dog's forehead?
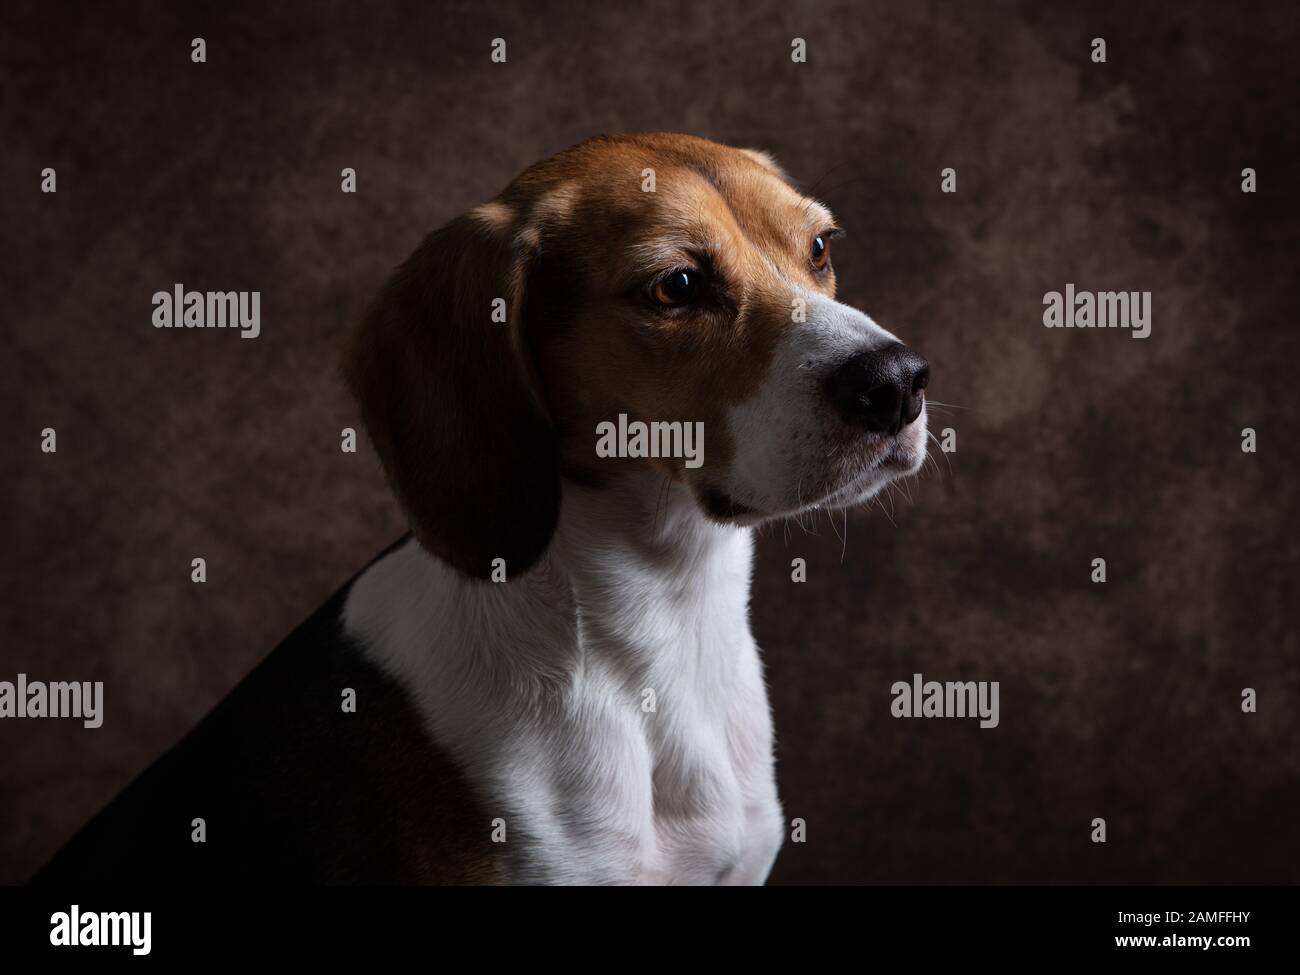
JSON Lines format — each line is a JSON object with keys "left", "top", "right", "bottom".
{"left": 644, "top": 142, "right": 827, "bottom": 241}
{"left": 517, "top": 136, "right": 833, "bottom": 247}
{"left": 654, "top": 160, "right": 828, "bottom": 247}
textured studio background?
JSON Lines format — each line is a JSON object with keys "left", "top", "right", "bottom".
{"left": 3, "top": 1, "right": 1298, "bottom": 884}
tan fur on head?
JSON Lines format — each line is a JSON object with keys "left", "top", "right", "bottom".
{"left": 503, "top": 134, "right": 843, "bottom": 488}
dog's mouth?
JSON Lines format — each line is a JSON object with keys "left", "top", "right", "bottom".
{"left": 819, "top": 448, "right": 917, "bottom": 508}
{"left": 699, "top": 417, "right": 928, "bottom": 526}
{"left": 700, "top": 487, "right": 763, "bottom": 523}
{"left": 826, "top": 421, "right": 929, "bottom": 501}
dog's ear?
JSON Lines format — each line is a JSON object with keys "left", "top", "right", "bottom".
{"left": 345, "top": 208, "right": 560, "bottom": 579}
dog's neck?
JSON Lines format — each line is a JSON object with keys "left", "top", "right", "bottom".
{"left": 346, "top": 470, "right": 757, "bottom": 696}
{"left": 553, "top": 472, "right": 752, "bottom": 598}
{"left": 546, "top": 471, "right": 757, "bottom": 670}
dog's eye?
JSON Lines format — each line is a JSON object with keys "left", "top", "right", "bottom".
{"left": 651, "top": 270, "right": 701, "bottom": 307}
{"left": 811, "top": 234, "right": 830, "bottom": 271}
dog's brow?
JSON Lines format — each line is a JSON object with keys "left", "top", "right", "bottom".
{"left": 800, "top": 199, "right": 835, "bottom": 231}
{"left": 626, "top": 230, "right": 720, "bottom": 276}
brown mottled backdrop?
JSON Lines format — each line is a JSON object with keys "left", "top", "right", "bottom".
{"left": 2, "top": 0, "right": 1297, "bottom": 885}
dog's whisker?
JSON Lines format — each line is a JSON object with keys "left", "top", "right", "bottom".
{"left": 650, "top": 472, "right": 672, "bottom": 535}
{"left": 872, "top": 495, "right": 898, "bottom": 529}
{"left": 924, "top": 450, "right": 943, "bottom": 481}
{"left": 926, "top": 430, "right": 954, "bottom": 476}
{"left": 827, "top": 504, "right": 845, "bottom": 549}
{"left": 800, "top": 157, "right": 856, "bottom": 205}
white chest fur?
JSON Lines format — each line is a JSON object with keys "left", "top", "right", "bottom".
{"left": 342, "top": 477, "right": 784, "bottom": 884}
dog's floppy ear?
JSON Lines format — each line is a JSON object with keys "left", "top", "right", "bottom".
{"left": 345, "top": 208, "right": 560, "bottom": 579}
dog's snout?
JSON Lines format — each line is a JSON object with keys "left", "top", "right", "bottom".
{"left": 828, "top": 342, "right": 930, "bottom": 435}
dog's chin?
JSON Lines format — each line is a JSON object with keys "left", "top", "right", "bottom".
{"left": 821, "top": 432, "right": 927, "bottom": 509}
{"left": 697, "top": 487, "right": 770, "bottom": 527}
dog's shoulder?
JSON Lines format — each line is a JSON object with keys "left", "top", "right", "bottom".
{"left": 31, "top": 537, "right": 504, "bottom": 886}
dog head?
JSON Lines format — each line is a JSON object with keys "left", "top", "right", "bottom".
{"left": 346, "top": 133, "right": 930, "bottom": 578}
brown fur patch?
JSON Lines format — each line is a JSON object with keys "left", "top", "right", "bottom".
{"left": 344, "top": 214, "right": 560, "bottom": 579}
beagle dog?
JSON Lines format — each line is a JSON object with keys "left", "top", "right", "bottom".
{"left": 34, "top": 133, "right": 929, "bottom": 886}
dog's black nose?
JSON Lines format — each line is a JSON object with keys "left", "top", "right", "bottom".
{"left": 827, "top": 342, "right": 930, "bottom": 434}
